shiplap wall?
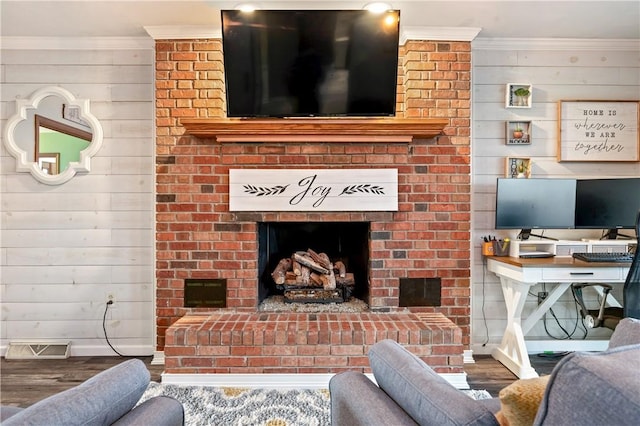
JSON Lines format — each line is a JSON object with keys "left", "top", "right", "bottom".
{"left": 470, "top": 39, "right": 640, "bottom": 354}
{"left": 0, "top": 39, "right": 156, "bottom": 356}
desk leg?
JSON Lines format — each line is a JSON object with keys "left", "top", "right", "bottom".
{"left": 491, "top": 277, "right": 539, "bottom": 379}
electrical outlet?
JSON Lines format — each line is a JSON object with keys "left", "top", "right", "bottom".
{"left": 106, "top": 293, "right": 116, "bottom": 305}
{"left": 537, "top": 291, "right": 548, "bottom": 305}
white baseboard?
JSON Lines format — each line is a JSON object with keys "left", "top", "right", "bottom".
{"left": 472, "top": 340, "right": 609, "bottom": 357}
{"left": 68, "top": 345, "right": 154, "bottom": 357}
{"left": 470, "top": 343, "right": 498, "bottom": 356}
{"left": 160, "top": 372, "right": 470, "bottom": 390}
{"left": 151, "top": 351, "right": 165, "bottom": 365}
{"left": 463, "top": 349, "right": 475, "bottom": 363}
{"left": 525, "top": 339, "right": 608, "bottom": 353}
{"left": 0, "top": 343, "right": 154, "bottom": 358}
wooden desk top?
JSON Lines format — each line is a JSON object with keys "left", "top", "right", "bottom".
{"left": 488, "top": 256, "right": 631, "bottom": 268}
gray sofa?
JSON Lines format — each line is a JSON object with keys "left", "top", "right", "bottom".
{"left": 0, "top": 358, "right": 184, "bottom": 426}
{"left": 330, "top": 317, "right": 640, "bottom": 426}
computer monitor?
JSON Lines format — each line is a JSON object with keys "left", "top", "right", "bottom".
{"left": 495, "top": 178, "right": 577, "bottom": 240}
{"left": 575, "top": 177, "right": 640, "bottom": 239}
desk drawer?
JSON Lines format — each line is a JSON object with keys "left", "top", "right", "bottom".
{"left": 541, "top": 268, "right": 622, "bottom": 281}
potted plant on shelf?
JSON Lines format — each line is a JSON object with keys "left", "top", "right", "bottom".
{"left": 513, "top": 87, "right": 530, "bottom": 106}
{"left": 513, "top": 125, "right": 524, "bottom": 139}
{"left": 516, "top": 159, "right": 530, "bottom": 178}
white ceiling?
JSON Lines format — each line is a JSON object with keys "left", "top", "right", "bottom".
{"left": 1, "top": 0, "right": 639, "bottom": 40}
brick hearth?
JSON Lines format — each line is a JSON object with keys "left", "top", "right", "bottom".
{"left": 165, "top": 312, "right": 463, "bottom": 374}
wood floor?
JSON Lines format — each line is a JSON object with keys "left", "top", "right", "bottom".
{"left": 0, "top": 353, "right": 563, "bottom": 408}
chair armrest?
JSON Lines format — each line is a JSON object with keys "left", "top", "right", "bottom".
{"left": 329, "top": 371, "right": 418, "bottom": 426}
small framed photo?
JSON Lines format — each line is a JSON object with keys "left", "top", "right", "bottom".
{"left": 505, "top": 157, "right": 531, "bottom": 179}
{"left": 62, "top": 104, "right": 91, "bottom": 129}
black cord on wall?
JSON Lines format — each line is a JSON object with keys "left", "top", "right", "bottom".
{"left": 103, "top": 301, "right": 125, "bottom": 357}
{"left": 481, "top": 257, "right": 490, "bottom": 346}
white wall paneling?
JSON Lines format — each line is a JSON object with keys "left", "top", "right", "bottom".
{"left": 0, "top": 40, "right": 155, "bottom": 356}
{"left": 471, "top": 40, "right": 640, "bottom": 354}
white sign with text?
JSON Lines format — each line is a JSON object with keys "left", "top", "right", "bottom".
{"left": 558, "top": 101, "right": 639, "bottom": 162}
{"left": 229, "top": 169, "right": 398, "bottom": 211}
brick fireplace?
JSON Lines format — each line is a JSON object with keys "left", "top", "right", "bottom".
{"left": 154, "top": 38, "right": 472, "bottom": 376}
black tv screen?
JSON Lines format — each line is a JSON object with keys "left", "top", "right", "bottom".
{"left": 221, "top": 9, "right": 400, "bottom": 117}
{"left": 495, "top": 178, "right": 577, "bottom": 232}
{"left": 575, "top": 178, "right": 640, "bottom": 231}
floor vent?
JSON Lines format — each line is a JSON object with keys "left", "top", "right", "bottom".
{"left": 5, "top": 341, "right": 71, "bottom": 359}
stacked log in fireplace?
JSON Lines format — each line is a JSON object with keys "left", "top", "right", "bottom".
{"left": 271, "top": 248, "right": 355, "bottom": 303}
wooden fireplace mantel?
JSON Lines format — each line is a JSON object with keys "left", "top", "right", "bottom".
{"left": 180, "top": 118, "right": 449, "bottom": 143}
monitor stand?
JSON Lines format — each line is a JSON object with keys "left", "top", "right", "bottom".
{"left": 517, "top": 229, "right": 558, "bottom": 241}
{"left": 601, "top": 229, "right": 633, "bottom": 240}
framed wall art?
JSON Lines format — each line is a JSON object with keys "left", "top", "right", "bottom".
{"left": 557, "top": 100, "right": 639, "bottom": 162}
{"left": 505, "top": 157, "right": 531, "bottom": 179}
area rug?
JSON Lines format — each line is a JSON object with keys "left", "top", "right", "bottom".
{"left": 140, "top": 383, "right": 492, "bottom": 426}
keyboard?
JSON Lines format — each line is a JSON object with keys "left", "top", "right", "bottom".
{"left": 572, "top": 252, "right": 633, "bottom": 263}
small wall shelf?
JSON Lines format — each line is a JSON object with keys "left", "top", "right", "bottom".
{"left": 506, "top": 121, "right": 532, "bottom": 145}
{"left": 506, "top": 83, "right": 532, "bottom": 108}
{"left": 505, "top": 157, "right": 532, "bottom": 179}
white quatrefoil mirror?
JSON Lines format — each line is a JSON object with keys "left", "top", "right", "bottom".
{"left": 3, "top": 86, "right": 103, "bottom": 185}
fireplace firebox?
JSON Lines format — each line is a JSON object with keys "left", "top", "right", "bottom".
{"left": 257, "top": 222, "right": 370, "bottom": 306}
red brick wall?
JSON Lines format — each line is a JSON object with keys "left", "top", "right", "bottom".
{"left": 154, "top": 39, "right": 471, "bottom": 351}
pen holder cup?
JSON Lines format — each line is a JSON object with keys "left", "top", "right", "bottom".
{"left": 492, "top": 240, "right": 510, "bottom": 257}
{"left": 481, "top": 242, "right": 494, "bottom": 256}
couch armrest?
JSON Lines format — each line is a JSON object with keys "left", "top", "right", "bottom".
{"left": 608, "top": 317, "right": 640, "bottom": 348}
{"left": 2, "top": 359, "right": 150, "bottom": 426}
{"left": 0, "top": 405, "right": 23, "bottom": 422}
{"left": 369, "top": 340, "right": 499, "bottom": 426}
{"left": 112, "top": 396, "right": 184, "bottom": 426}
{"left": 329, "top": 371, "right": 418, "bottom": 426}
{"left": 534, "top": 344, "right": 640, "bottom": 426}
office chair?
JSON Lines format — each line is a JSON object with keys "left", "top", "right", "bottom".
{"left": 572, "top": 210, "right": 640, "bottom": 329}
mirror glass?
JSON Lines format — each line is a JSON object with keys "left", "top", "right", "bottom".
{"left": 4, "top": 86, "right": 103, "bottom": 185}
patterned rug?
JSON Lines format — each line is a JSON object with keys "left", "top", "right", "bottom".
{"left": 139, "top": 382, "right": 492, "bottom": 426}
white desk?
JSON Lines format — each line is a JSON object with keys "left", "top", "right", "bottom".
{"left": 487, "top": 256, "right": 630, "bottom": 379}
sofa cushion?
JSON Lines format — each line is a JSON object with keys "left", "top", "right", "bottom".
{"left": 495, "top": 375, "right": 550, "bottom": 426}
{"left": 369, "top": 339, "right": 499, "bottom": 426}
{"left": 533, "top": 343, "right": 640, "bottom": 426}
{"left": 2, "top": 358, "right": 150, "bottom": 426}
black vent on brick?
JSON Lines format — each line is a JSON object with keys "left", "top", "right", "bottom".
{"left": 399, "top": 277, "right": 441, "bottom": 307}
{"left": 184, "top": 279, "right": 227, "bottom": 308}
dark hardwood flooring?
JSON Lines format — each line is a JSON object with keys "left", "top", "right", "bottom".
{"left": 0, "top": 353, "right": 562, "bottom": 408}
{"left": 466, "top": 353, "right": 562, "bottom": 396}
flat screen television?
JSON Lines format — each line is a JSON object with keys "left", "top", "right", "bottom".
{"left": 575, "top": 177, "right": 640, "bottom": 239}
{"left": 221, "top": 9, "right": 400, "bottom": 117}
{"left": 495, "top": 178, "right": 577, "bottom": 240}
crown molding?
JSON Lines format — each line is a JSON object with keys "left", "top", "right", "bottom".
{"left": 472, "top": 37, "right": 640, "bottom": 51}
{"left": 400, "top": 26, "right": 482, "bottom": 43}
{"left": 143, "top": 25, "right": 480, "bottom": 43}
{"left": 144, "top": 26, "right": 222, "bottom": 40}
{"left": 0, "top": 36, "right": 153, "bottom": 50}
